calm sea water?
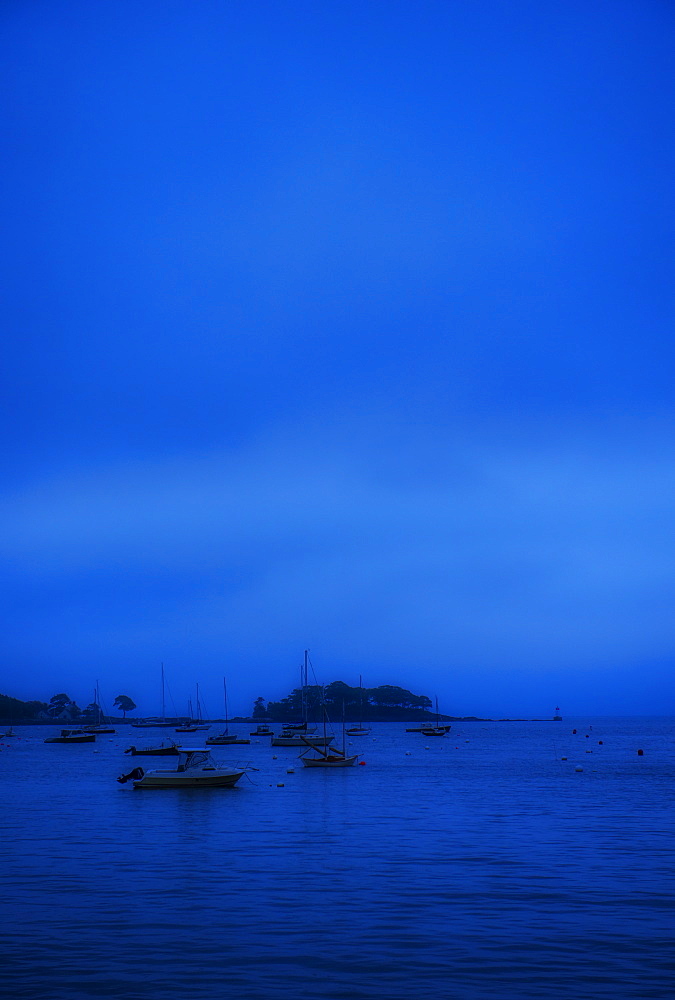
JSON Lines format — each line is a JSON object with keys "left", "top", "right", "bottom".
{"left": 1, "top": 718, "right": 673, "bottom": 999}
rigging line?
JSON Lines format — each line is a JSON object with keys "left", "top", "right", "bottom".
{"left": 163, "top": 675, "right": 179, "bottom": 719}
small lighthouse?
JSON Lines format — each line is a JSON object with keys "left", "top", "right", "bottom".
{"left": 553, "top": 706, "right": 562, "bottom": 721}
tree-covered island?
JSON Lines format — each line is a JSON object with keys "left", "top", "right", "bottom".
{"left": 253, "top": 682, "right": 482, "bottom": 723}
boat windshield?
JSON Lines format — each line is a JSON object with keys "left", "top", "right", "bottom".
{"left": 177, "top": 750, "right": 212, "bottom": 771}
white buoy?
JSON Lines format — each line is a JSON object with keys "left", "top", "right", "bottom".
{"left": 277, "top": 782, "right": 284, "bottom": 787}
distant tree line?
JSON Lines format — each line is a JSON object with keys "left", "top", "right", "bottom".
{"left": 256, "top": 682, "right": 438, "bottom": 723}
{"left": 0, "top": 691, "right": 137, "bottom": 723}
{"left": 0, "top": 693, "right": 50, "bottom": 723}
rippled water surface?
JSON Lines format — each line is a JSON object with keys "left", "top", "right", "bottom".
{"left": 1, "top": 718, "right": 673, "bottom": 999}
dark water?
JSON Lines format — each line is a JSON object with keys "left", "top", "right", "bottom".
{"left": 1, "top": 718, "right": 673, "bottom": 999}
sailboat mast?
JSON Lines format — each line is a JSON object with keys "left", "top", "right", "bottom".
{"left": 161, "top": 663, "right": 166, "bottom": 721}
{"left": 300, "top": 661, "right": 305, "bottom": 725}
{"left": 303, "top": 649, "right": 309, "bottom": 725}
{"left": 323, "top": 687, "right": 327, "bottom": 748}
{"left": 223, "top": 677, "right": 229, "bottom": 734}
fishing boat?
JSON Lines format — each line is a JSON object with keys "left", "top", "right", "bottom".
{"left": 250, "top": 723, "right": 273, "bottom": 737}
{"left": 124, "top": 741, "right": 180, "bottom": 756}
{"left": 116, "top": 748, "right": 246, "bottom": 789}
{"left": 300, "top": 706, "right": 358, "bottom": 767}
{"left": 345, "top": 675, "right": 371, "bottom": 735}
{"left": 44, "top": 729, "right": 96, "bottom": 744}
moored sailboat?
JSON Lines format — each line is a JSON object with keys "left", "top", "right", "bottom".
{"left": 300, "top": 705, "right": 358, "bottom": 768}
{"left": 419, "top": 696, "right": 448, "bottom": 736}
{"left": 345, "top": 675, "right": 370, "bottom": 735}
{"left": 133, "top": 664, "right": 176, "bottom": 728}
{"left": 206, "top": 678, "right": 238, "bottom": 744}
{"left": 81, "top": 681, "right": 116, "bottom": 734}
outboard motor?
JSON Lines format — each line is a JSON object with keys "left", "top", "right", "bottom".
{"left": 117, "top": 767, "right": 144, "bottom": 784}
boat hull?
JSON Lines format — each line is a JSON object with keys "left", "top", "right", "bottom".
{"left": 302, "top": 755, "right": 358, "bottom": 768}
{"left": 132, "top": 722, "right": 177, "bottom": 728}
{"left": 133, "top": 769, "right": 245, "bottom": 789}
{"left": 271, "top": 735, "right": 334, "bottom": 747}
{"left": 44, "top": 735, "right": 95, "bottom": 743}
{"left": 406, "top": 725, "right": 451, "bottom": 733}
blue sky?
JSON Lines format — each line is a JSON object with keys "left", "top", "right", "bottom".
{"left": 2, "top": 0, "right": 674, "bottom": 718}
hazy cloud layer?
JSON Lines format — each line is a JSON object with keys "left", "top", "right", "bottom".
{"left": 3, "top": 412, "right": 674, "bottom": 715}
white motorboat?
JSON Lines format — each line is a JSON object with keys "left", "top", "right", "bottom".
{"left": 117, "top": 748, "right": 246, "bottom": 789}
